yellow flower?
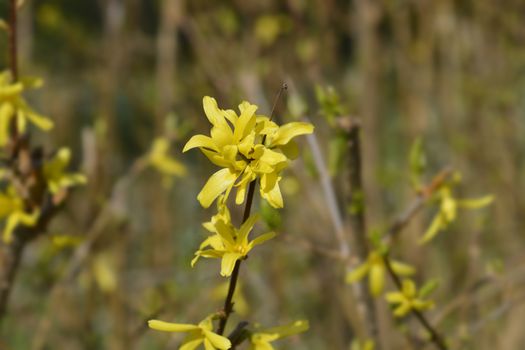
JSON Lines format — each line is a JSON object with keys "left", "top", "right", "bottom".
{"left": 148, "top": 137, "right": 187, "bottom": 182}
{"left": 346, "top": 251, "right": 415, "bottom": 297}
{"left": 0, "top": 187, "right": 39, "bottom": 243}
{"left": 249, "top": 320, "right": 309, "bottom": 350}
{"left": 192, "top": 212, "right": 276, "bottom": 277}
{"left": 183, "top": 96, "right": 313, "bottom": 209}
{"left": 0, "top": 71, "right": 53, "bottom": 145}
{"left": 43, "top": 148, "right": 87, "bottom": 194}
{"left": 148, "top": 316, "right": 231, "bottom": 350}
{"left": 385, "top": 279, "right": 434, "bottom": 317}
{"left": 420, "top": 186, "right": 493, "bottom": 244}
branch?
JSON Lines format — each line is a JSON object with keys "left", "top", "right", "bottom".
{"left": 383, "top": 256, "right": 448, "bottom": 350}
{"left": 0, "top": 196, "right": 62, "bottom": 323}
{"left": 379, "top": 169, "right": 453, "bottom": 350}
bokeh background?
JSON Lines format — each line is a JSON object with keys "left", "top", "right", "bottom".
{"left": 1, "top": 0, "right": 524, "bottom": 349}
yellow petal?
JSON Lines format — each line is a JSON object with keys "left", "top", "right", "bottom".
{"left": 3, "top": 210, "right": 39, "bottom": 244}
{"left": 24, "top": 107, "right": 54, "bottom": 130}
{"left": 250, "top": 232, "right": 276, "bottom": 247}
{"left": 401, "top": 279, "right": 416, "bottom": 298}
{"left": 210, "top": 125, "right": 234, "bottom": 149}
{"left": 197, "top": 168, "right": 238, "bottom": 208}
{"left": 203, "top": 96, "right": 223, "bottom": 126}
{"left": 391, "top": 261, "right": 415, "bottom": 276}
{"left": 393, "top": 303, "right": 411, "bottom": 317}
{"left": 419, "top": 213, "right": 445, "bottom": 244}
{"left": 259, "top": 320, "right": 309, "bottom": 339}
{"left": 345, "top": 263, "right": 369, "bottom": 284}
{"left": 0, "top": 102, "right": 14, "bottom": 146}
{"left": 180, "top": 337, "right": 205, "bottom": 350}
{"left": 203, "top": 329, "right": 232, "bottom": 349}
{"left": 369, "top": 263, "right": 385, "bottom": 297}
{"left": 148, "top": 320, "right": 199, "bottom": 332}
{"left": 220, "top": 252, "right": 241, "bottom": 277}
{"left": 260, "top": 181, "right": 283, "bottom": 209}
{"left": 235, "top": 180, "right": 248, "bottom": 205}
{"left": 271, "top": 122, "right": 314, "bottom": 147}
{"left": 183, "top": 134, "right": 218, "bottom": 153}
{"left": 238, "top": 214, "right": 259, "bottom": 243}
{"left": 233, "top": 101, "right": 257, "bottom": 142}
{"left": 457, "top": 195, "right": 494, "bottom": 209}
{"left": 385, "top": 292, "right": 405, "bottom": 303}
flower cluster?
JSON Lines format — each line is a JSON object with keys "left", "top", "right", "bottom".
{"left": 0, "top": 71, "right": 53, "bottom": 146}
{"left": 346, "top": 250, "right": 415, "bottom": 296}
{"left": 385, "top": 279, "right": 434, "bottom": 317}
{"left": 183, "top": 96, "right": 313, "bottom": 208}
{"left": 0, "top": 70, "right": 85, "bottom": 243}
{"left": 149, "top": 96, "right": 312, "bottom": 349}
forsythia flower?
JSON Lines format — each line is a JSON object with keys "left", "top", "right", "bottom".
{"left": 385, "top": 279, "right": 434, "bottom": 317}
{"left": 249, "top": 320, "right": 309, "bottom": 350}
{"left": 183, "top": 96, "right": 313, "bottom": 209}
{"left": 43, "top": 147, "right": 87, "bottom": 194}
{"left": 346, "top": 251, "right": 415, "bottom": 296}
{"left": 148, "top": 137, "right": 187, "bottom": 179}
{"left": 148, "top": 316, "right": 231, "bottom": 350}
{"left": 420, "top": 186, "right": 493, "bottom": 244}
{"left": 0, "top": 187, "right": 39, "bottom": 243}
{"left": 192, "top": 212, "right": 276, "bottom": 277}
{"left": 0, "top": 71, "right": 53, "bottom": 145}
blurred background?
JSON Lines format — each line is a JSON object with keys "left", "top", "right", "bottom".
{"left": 1, "top": 0, "right": 524, "bottom": 349}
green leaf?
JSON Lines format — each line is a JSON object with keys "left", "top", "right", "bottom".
{"left": 409, "top": 137, "right": 426, "bottom": 190}
{"left": 419, "top": 279, "right": 439, "bottom": 298}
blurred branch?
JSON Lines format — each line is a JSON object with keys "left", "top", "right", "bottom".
{"left": 305, "top": 127, "right": 348, "bottom": 257}
{"left": 341, "top": 118, "right": 381, "bottom": 344}
{"left": 383, "top": 257, "right": 448, "bottom": 350}
{"left": 380, "top": 169, "right": 453, "bottom": 350}
{"left": 305, "top": 124, "right": 377, "bottom": 341}
{"left": 31, "top": 156, "right": 147, "bottom": 349}
{"left": 8, "top": 0, "right": 17, "bottom": 81}
{"left": 0, "top": 196, "right": 62, "bottom": 324}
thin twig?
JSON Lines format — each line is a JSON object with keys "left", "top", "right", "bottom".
{"left": 379, "top": 169, "right": 453, "bottom": 350}
{"left": 383, "top": 256, "right": 448, "bottom": 350}
{"left": 8, "top": 0, "right": 18, "bottom": 81}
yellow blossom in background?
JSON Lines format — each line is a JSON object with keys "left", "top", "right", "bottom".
{"left": 0, "top": 186, "right": 39, "bottom": 243}
{"left": 0, "top": 71, "right": 53, "bottom": 145}
{"left": 385, "top": 279, "right": 434, "bottom": 317}
{"left": 148, "top": 316, "right": 231, "bottom": 350}
{"left": 350, "top": 339, "right": 375, "bottom": 350}
{"left": 183, "top": 96, "right": 313, "bottom": 209}
{"left": 420, "top": 186, "right": 493, "bottom": 244}
{"left": 346, "top": 251, "right": 415, "bottom": 297}
{"left": 249, "top": 320, "right": 309, "bottom": 350}
{"left": 192, "top": 213, "right": 276, "bottom": 277}
{"left": 148, "top": 137, "right": 187, "bottom": 187}
{"left": 43, "top": 147, "right": 87, "bottom": 194}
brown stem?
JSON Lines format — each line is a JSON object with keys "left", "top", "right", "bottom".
{"left": 344, "top": 120, "right": 381, "bottom": 343}
{"left": 8, "top": 0, "right": 18, "bottom": 81}
{"left": 383, "top": 256, "right": 448, "bottom": 350}
{"left": 0, "top": 237, "right": 24, "bottom": 320}
{"left": 0, "top": 197, "right": 61, "bottom": 324}
{"left": 216, "top": 180, "right": 256, "bottom": 335}
{"left": 8, "top": 0, "right": 19, "bottom": 143}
